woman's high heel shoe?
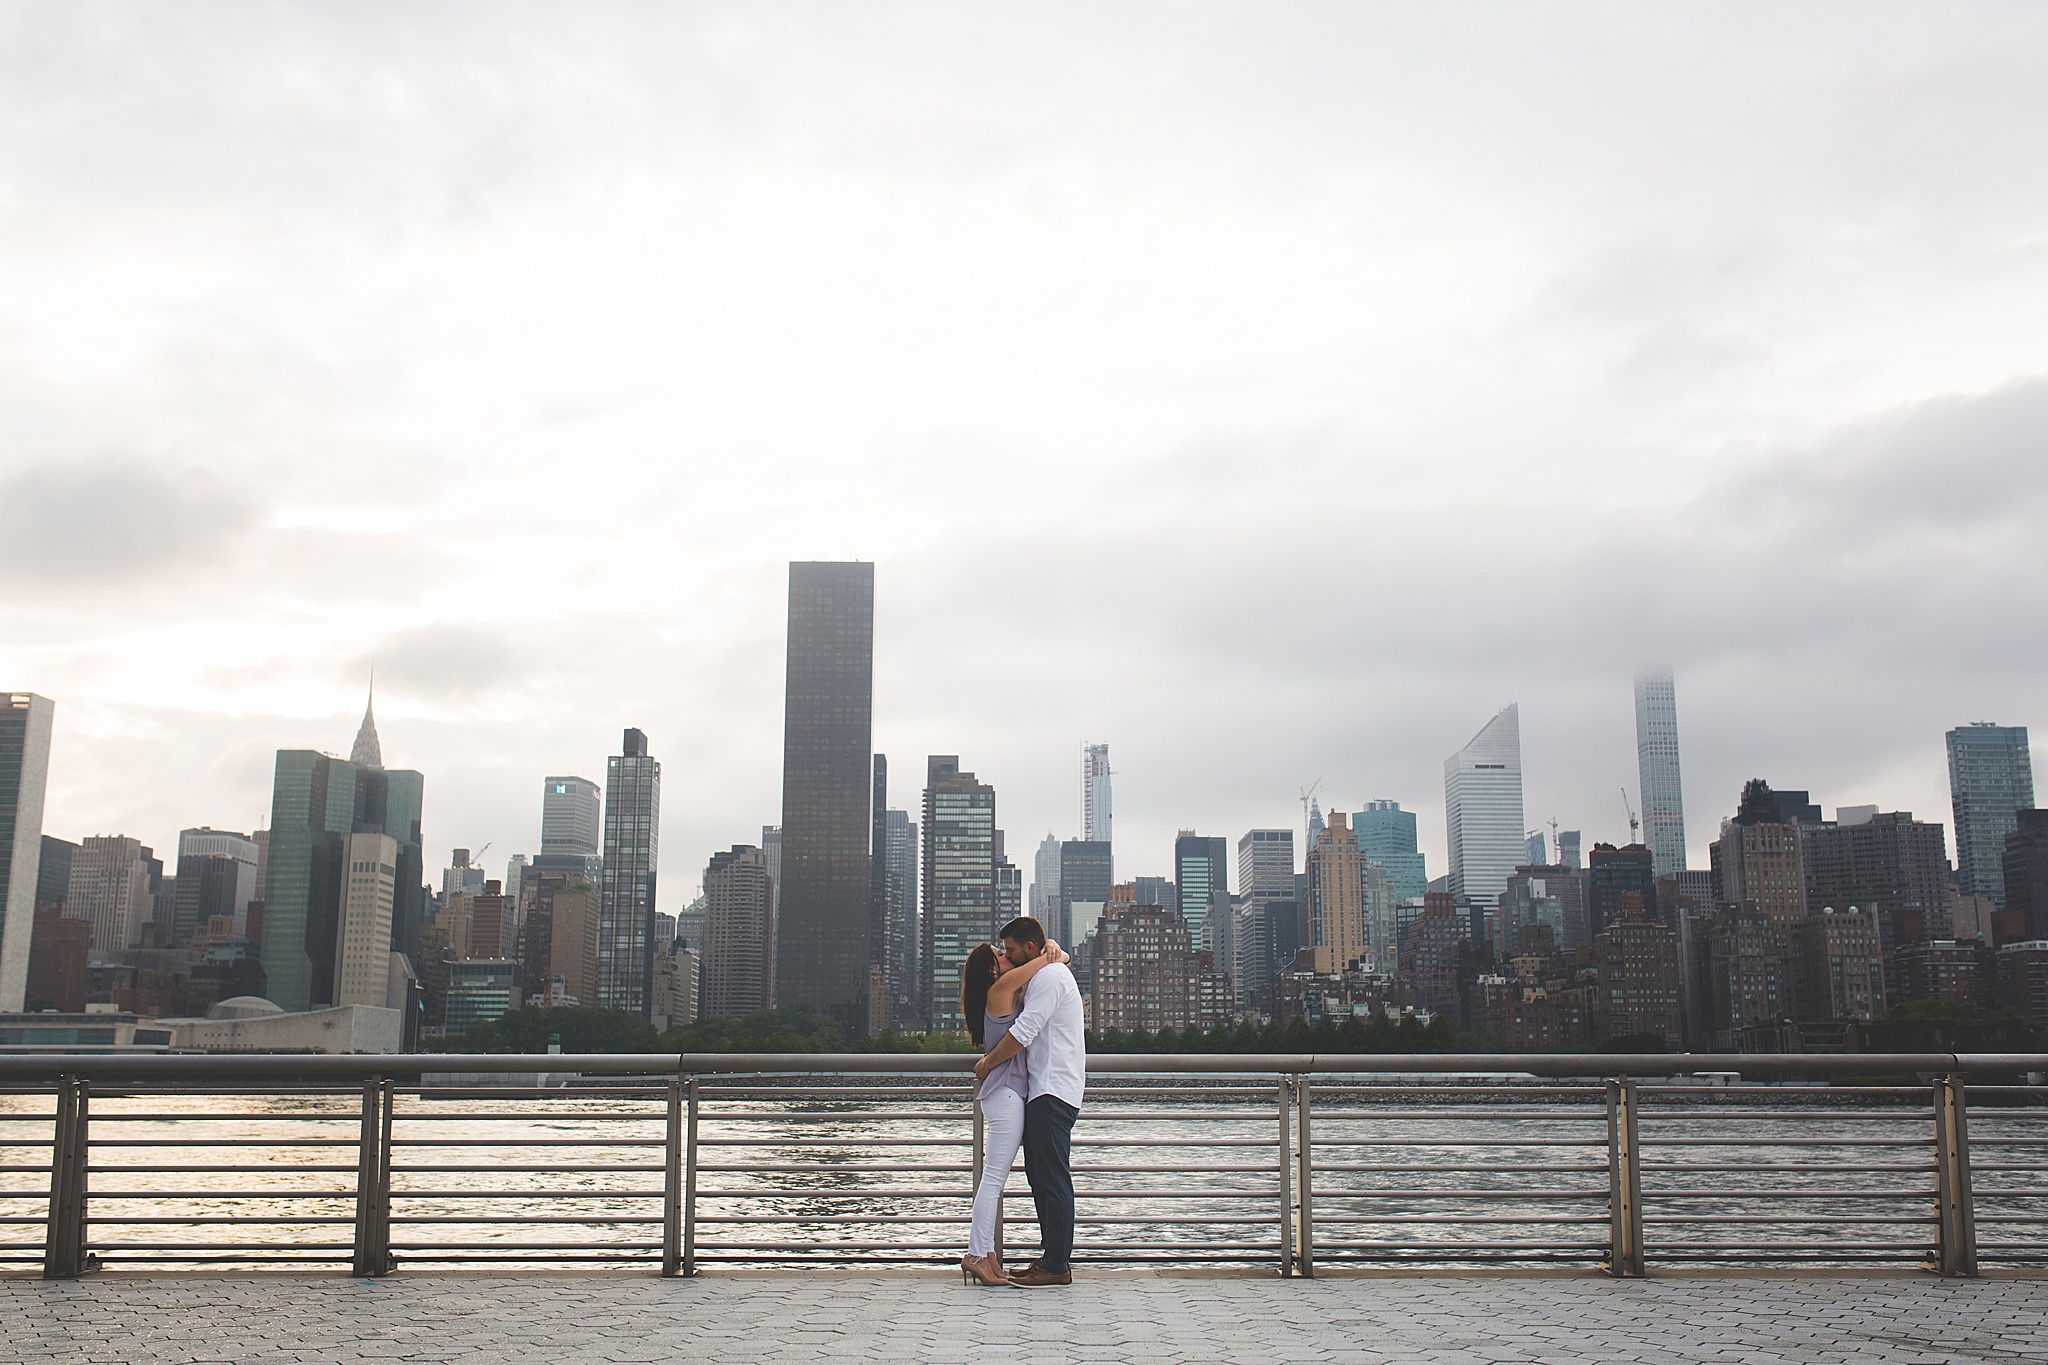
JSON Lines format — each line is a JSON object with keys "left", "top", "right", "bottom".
{"left": 960, "top": 1254, "right": 1005, "bottom": 1286}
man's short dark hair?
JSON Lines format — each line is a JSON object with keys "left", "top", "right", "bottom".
{"left": 999, "top": 916, "right": 1047, "bottom": 949}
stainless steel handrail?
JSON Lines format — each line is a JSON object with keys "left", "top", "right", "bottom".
{"left": 2, "top": 1052, "right": 2045, "bottom": 1279}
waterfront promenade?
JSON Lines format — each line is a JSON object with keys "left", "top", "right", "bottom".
{"left": 7, "top": 1270, "right": 2048, "bottom": 1364}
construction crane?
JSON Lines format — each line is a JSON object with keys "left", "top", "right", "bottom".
{"left": 1300, "top": 780, "right": 1322, "bottom": 851}
{"left": 1620, "top": 789, "right": 1639, "bottom": 845}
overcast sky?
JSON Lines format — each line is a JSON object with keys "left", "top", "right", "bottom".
{"left": 4, "top": 2, "right": 2046, "bottom": 902}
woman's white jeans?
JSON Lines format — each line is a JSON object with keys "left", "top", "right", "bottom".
{"left": 969, "top": 1088, "right": 1025, "bottom": 1257}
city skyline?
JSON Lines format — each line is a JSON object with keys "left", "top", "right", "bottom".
{"left": 6, "top": 9, "right": 2048, "bottom": 913}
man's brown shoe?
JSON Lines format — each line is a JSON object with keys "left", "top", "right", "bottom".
{"left": 1007, "top": 1266, "right": 1071, "bottom": 1287}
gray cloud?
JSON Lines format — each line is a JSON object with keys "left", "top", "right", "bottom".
{"left": 0, "top": 456, "right": 256, "bottom": 588}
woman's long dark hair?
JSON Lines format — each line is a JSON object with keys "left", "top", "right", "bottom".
{"left": 960, "top": 944, "right": 1000, "bottom": 1046}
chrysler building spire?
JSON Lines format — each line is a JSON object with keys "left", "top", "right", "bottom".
{"left": 349, "top": 671, "right": 383, "bottom": 770}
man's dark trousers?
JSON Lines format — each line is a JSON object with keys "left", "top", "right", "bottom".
{"left": 1022, "top": 1094, "right": 1079, "bottom": 1272}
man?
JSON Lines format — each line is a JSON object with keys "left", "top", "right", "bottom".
{"left": 972, "top": 914, "right": 1085, "bottom": 1287}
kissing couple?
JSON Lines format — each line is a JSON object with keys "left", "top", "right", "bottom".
{"left": 959, "top": 915, "right": 1085, "bottom": 1288}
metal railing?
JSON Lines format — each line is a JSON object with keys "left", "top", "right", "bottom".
{"left": 2, "top": 1052, "right": 2044, "bottom": 1278}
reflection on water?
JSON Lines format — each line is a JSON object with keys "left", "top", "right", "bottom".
{"left": 1, "top": 1081, "right": 2044, "bottom": 1269}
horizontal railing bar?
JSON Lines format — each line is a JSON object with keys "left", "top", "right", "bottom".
{"left": 1640, "top": 1190, "right": 1936, "bottom": 1199}
{"left": 89, "top": 1139, "right": 360, "bottom": 1148}
{"left": 693, "top": 1214, "right": 1286, "bottom": 1225}
{"left": 390, "top": 1115, "right": 661, "bottom": 1123}
{"left": 89, "top": 1165, "right": 362, "bottom": 1174}
{"left": 1642, "top": 1163, "right": 1936, "bottom": 1173}
{"left": 77, "top": 1216, "right": 358, "bottom": 1225}
{"left": 1644, "top": 1215, "right": 1938, "bottom": 1224}
{"left": 1639, "top": 1138, "right": 1932, "bottom": 1147}
{"left": 84, "top": 1242, "right": 358, "bottom": 1251}
{"left": 1304, "top": 1111, "right": 1604, "bottom": 1121}
{"left": 1635, "top": 1111, "right": 1933, "bottom": 1121}
{"left": 1306, "top": 1190, "right": 1608, "bottom": 1201}
{"left": 83, "top": 1191, "right": 355, "bottom": 1200}
{"left": 385, "top": 1242, "right": 665, "bottom": 1251}
{"left": 688, "top": 1138, "right": 973, "bottom": 1148}
{"left": 1, "top": 1050, "right": 2040, "bottom": 1079}
{"left": 390, "top": 1139, "right": 667, "bottom": 1147}
{"left": 1634, "top": 1244, "right": 1933, "bottom": 1253}
{"left": 693, "top": 1189, "right": 1280, "bottom": 1200}
{"left": 689, "top": 1241, "right": 1285, "bottom": 1251}
{"left": 1305, "top": 1215, "right": 1612, "bottom": 1225}
{"left": 709, "top": 1111, "right": 1281, "bottom": 1122}
{"left": 1966, "top": 1189, "right": 2048, "bottom": 1197}
{"left": 1314, "top": 1163, "right": 1609, "bottom": 1173}
{"left": 390, "top": 1190, "right": 664, "bottom": 1199}
{"left": 693, "top": 1164, "right": 978, "bottom": 1174}
{"left": 391, "top": 1215, "right": 667, "bottom": 1225}
{"left": 387, "top": 1164, "right": 667, "bottom": 1174}
{"left": 86, "top": 1113, "right": 358, "bottom": 1122}
{"left": 1307, "top": 1139, "right": 1608, "bottom": 1148}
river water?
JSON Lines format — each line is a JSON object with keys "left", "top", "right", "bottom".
{"left": 3, "top": 1078, "right": 2044, "bottom": 1271}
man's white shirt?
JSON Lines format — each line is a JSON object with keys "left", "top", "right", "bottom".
{"left": 1008, "top": 961, "right": 1086, "bottom": 1109}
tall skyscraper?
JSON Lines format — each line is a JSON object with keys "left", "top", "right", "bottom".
{"left": 776, "top": 561, "right": 876, "bottom": 1032}
{"left": 1234, "top": 828, "right": 1297, "bottom": 993}
{"left": 262, "top": 695, "right": 424, "bottom": 1013}
{"left": 1306, "top": 812, "right": 1367, "bottom": 973}
{"left": 1082, "top": 743, "right": 1112, "bottom": 844}
{"left": 0, "top": 692, "right": 54, "bottom": 1011}
{"left": 1174, "top": 832, "right": 1229, "bottom": 943}
{"left": 921, "top": 756, "right": 996, "bottom": 1033}
{"left": 869, "top": 755, "right": 894, "bottom": 1024}
{"left": 63, "top": 835, "right": 151, "bottom": 953}
{"left": 171, "top": 827, "right": 260, "bottom": 945}
{"left": 1633, "top": 670, "right": 1688, "bottom": 880}
{"left": 1030, "top": 832, "right": 1061, "bottom": 924}
{"left": 1445, "top": 703, "right": 1526, "bottom": 924}
{"left": 702, "top": 844, "right": 774, "bottom": 1019}
{"left": 334, "top": 831, "right": 399, "bottom": 1006}
{"left": 885, "top": 810, "right": 918, "bottom": 999}
{"left": 1948, "top": 723, "right": 2035, "bottom": 907}
{"left": 539, "top": 776, "right": 602, "bottom": 876}
{"left": 1353, "top": 802, "right": 1427, "bottom": 901}
{"left": 1058, "top": 839, "right": 1113, "bottom": 945}
{"left": 599, "top": 727, "right": 660, "bottom": 1016}
{"left": 1236, "top": 829, "right": 1295, "bottom": 909}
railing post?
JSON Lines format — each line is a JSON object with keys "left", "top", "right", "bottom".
{"left": 1277, "top": 1075, "right": 1295, "bottom": 1277}
{"left": 352, "top": 1075, "right": 394, "bottom": 1277}
{"left": 682, "top": 1075, "right": 699, "bottom": 1276}
{"left": 1931, "top": 1073, "right": 1978, "bottom": 1278}
{"left": 1604, "top": 1077, "right": 1644, "bottom": 1278}
{"left": 662, "top": 1073, "right": 683, "bottom": 1277}
{"left": 1294, "top": 1077, "right": 1315, "bottom": 1278}
{"left": 43, "top": 1077, "right": 91, "bottom": 1280}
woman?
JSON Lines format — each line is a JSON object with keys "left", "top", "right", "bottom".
{"left": 958, "top": 936, "right": 1067, "bottom": 1287}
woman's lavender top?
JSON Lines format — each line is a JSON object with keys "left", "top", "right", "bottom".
{"left": 980, "top": 999, "right": 1030, "bottom": 1101}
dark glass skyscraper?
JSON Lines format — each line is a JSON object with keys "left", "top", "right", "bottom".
{"left": 1058, "top": 839, "right": 1113, "bottom": 944}
{"left": 775, "top": 561, "right": 875, "bottom": 1032}
{"left": 922, "top": 756, "right": 995, "bottom": 1033}
{"left": 262, "top": 702, "right": 424, "bottom": 1013}
{"left": 1949, "top": 723, "right": 2035, "bottom": 908}
{"left": 599, "top": 728, "right": 660, "bottom": 1016}
{"left": 1174, "top": 832, "right": 1229, "bottom": 942}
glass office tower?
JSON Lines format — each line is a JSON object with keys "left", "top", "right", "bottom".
{"left": 775, "top": 562, "right": 876, "bottom": 1031}
{"left": 599, "top": 728, "right": 660, "bottom": 1016}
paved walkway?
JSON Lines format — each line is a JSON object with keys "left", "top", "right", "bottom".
{"left": 7, "top": 1271, "right": 2048, "bottom": 1364}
